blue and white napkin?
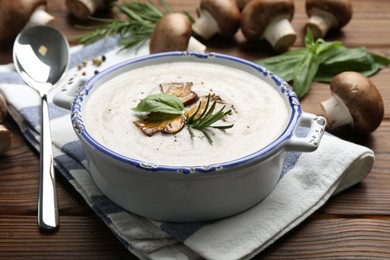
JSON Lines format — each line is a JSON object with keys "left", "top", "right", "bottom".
{"left": 0, "top": 37, "right": 375, "bottom": 260}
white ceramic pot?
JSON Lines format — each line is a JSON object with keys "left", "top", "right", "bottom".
{"left": 54, "top": 52, "right": 326, "bottom": 222}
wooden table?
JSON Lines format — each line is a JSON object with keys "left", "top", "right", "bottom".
{"left": 1, "top": 0, "right": 390, "bottom": 258}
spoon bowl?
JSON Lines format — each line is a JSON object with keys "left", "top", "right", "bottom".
{"left": 13, "top": 25, "right": 69, "bottom": 230}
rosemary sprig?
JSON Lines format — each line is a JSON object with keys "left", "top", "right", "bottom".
{"left": 74, "top": 0, "right": 191, "bottom": 49}
{"left": 185, "top": 94, "right": 234, "bottom": 144}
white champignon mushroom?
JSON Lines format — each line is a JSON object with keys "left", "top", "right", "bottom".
{"left": 305, "top": 0, "right": 353, "bottom": 39}
{"left": 320, "top": 71, "right": 384, "bottom": 134}
{"left": 0, "top": 0, "right": 54, "bottom": 44}
{"left": 192, "top": 0, "right": 241, "bottom": 40}
{"left": 66, "top": 0, "right": 115, "bottom": 20}
{"left": 149, "top": 13, "right": 206, "bottom": 54}
{"left": 241, "top": 0, "right": 297, "bottom": 52}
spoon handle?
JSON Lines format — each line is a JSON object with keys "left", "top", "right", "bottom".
{"left": 38, "top": 94, "right": 59, "bottom": 230}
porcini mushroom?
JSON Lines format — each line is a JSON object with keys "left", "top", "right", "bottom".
{"left": 241, "top": 0, "right": 297, "bottom": 52}
{"left": 0, "top": 94, "right": 12, "bottom": 155}
{"left": 66, "top": 0, "right": 115, "bottom": 20}
{"left": 0, "top": 0, "right": 54, "bottom": 44}
{"left": 192, "top": 0, "right": 241, "bottom": 40}
{"left": 305, "top": 0, "right": 353, "bottom": 39}
{"left": 149, "top": 13, "right": 206, "bottom": 54}
{"left": 320, "top": 71, "right": 384, "bottom": 134}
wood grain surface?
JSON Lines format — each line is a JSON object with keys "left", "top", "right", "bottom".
{"left": 1, "top": 0, "right": 390, "bottom": 259}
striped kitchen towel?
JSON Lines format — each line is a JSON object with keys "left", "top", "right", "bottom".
{"left": 0, "top": 37, "right": 375, "bottom": 260}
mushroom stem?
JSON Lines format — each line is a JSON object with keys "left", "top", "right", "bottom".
{"left": 24, "top": 5, "right": 54, "bottom": 28}
{"left": 187, "top": 37, "right": 207, "bottom": 52}
{"left": 320, "top": 95, "right": 353, "bottom": 130}
{"left": 263, "top": 17, "right": 296, "bottom": 52}
{"left": 192, "top": 9, "right": 220, "bottom": 40}
{"left": 307, "top": 8, "right": 338, "bottom": 38}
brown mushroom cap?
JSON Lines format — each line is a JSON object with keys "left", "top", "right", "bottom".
{"left": 149, "top": 13, "right": 193, "bottom": 54}
{"left": 330, "top": 71, "right": 384, "bottom": 134}
{"left": 66, "top": 0, "right": 114, "bottom": 20}
{"left": 199, "top": 0, "right": 241, "bottom": 37}
{"left": 241, "top": 0, "right": 295, "bottom": 40}
{"left": 0, "top": 0, "right": 47, "bottom": 44}
{"left": 306, "top": 0, "right": 352, "bottom": 28}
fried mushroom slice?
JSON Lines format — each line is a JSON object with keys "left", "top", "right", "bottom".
{"left": 185, "top": 95, "right": 233, "bottom": 119}
{"left": 160, "top": 82, "right": 199, "bottom": 106}
{"left": 134, "top": 114, "right": 185, "bottom": 136}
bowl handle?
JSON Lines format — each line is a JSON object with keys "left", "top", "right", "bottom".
{"left": 53, "top": 76, "right": 89, "bottom": 110}
{"left": 285, "top": 112, "right": 326, "bottom": 152}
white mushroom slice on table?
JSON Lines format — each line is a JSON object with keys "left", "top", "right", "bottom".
{"left": 305, "top": 0, "right": 353, "bottom": 38}
{"left": 320, "top": 71, "right": 384, "bottom": 134}
{"left": 240, "top": 0, "right": 297, "bottom": 52}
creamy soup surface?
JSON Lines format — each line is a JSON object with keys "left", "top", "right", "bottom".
{"left": 84, "top": 61, "right": 290, "bottom": 166}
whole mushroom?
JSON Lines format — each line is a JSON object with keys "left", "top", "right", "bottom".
{"left": 0, "top": 0, "right": 54, "bottom": 45}
{"left": 192, "top": 0, "right": 241, "bottom": 40}
{"left": 0, "top": 94, "right": 12, "bottom": 155}
{"left": 241, "top": 0, "right": 297, "bottom": 52}
{"left": 305, "top": 0, "right": 353, "bottom": 39}
{"left": 66, "top": 0, "right": 115, "bottom": 20}
{"left": 320, "top": 71, "right": 384, "bottom": 135}
{"left": 149, "top": 13, "right": 206, "bottom": 54}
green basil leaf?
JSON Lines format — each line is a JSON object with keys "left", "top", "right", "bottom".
{"left": 314, "top": 39, "right": 342, "bottom": 56}
{"left": 293, "top": 52, "right": 319, "bottom": 99}
{"left": 255, "top": 49, "right": 307, "bottom": 81}
{"left": 315, "top": 47, "right": 382, "bottom": 82}
{"left": 304, "top": 28, "right": 315, "bottom": 50}
{"left": 132, "top": 93, "right": 184, "bottom": 114}
{"left": 371, "top": 52, "right": 390, "bottom": 68}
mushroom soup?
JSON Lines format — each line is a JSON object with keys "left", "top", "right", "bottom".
{"left": 84, "top": 61, "right": 290, "bottom": 166}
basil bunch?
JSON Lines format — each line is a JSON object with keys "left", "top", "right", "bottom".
{"left": 256, "top": 29, "right": 390, "bottom": 99}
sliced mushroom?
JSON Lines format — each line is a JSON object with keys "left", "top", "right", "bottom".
{"left": 241, "top": 0, "right": 297, "bottom": 52}
{"left": 185, "top": 95, "right": 233, "bottom": 119}
{"left": 159, "top": 82, "right": 199, "bottom": 106}
{"left": 0, "top": 0, "right": 54, "bottom": 44}
{"left": 320, "top": 71, "right": 384, "bottom": 134}
{"left": 66, "top": 0, "right": 115, "bottom": 20}
{"left": 305, "top": 0, "right": 353, "bottom": 39}
{"left": 192, "top": 0, "right": 241, "bottom": 40}
{"left": 134, "top": 114, "right": 185, "bottom": 136}
{"left": 149, "top": 13, "right": 206, "bottom": 54}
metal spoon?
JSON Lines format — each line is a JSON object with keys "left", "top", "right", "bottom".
{"left": 13, "top": 25, "right": 69, "bottom": 230}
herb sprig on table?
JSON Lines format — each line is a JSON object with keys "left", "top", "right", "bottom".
{"left": 74, "top": 0, "right": 191, "bottom": 49}
{"left": 255, "top": 29, "right": 390, "bottom": 99}
{"left": 132, "top": 93, "right": 234, "bottom": 144}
